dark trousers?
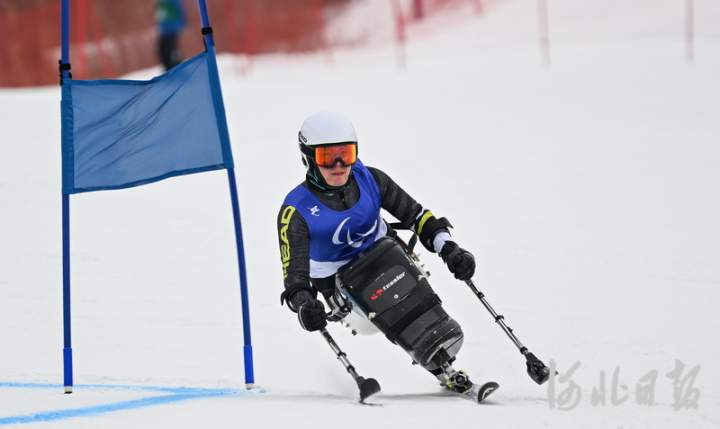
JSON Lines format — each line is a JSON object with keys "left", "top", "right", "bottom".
{"left": 158, "top": 33, "right": 182, "bottom": 71}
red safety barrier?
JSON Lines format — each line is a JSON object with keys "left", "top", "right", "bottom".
{"left": 391, "top": 0, "right": 407, "bottom": 68}
{"left": 0, "top": 0, "right": 489, "bottom": 87}
{"left": 419, "top": 0, "right": 473, "bottom": 16}
{"left": 0, "top": 1, "right": 60, "bottom": 87}
{"left": 0, "top": 0, "right": 347, "bottom": 87}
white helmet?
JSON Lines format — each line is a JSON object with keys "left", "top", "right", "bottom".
{"left": 298, "top": 112, "right": 358, "bottom": 190}
{"left": 299, "top": 111, "right": 357, "bottom": 147}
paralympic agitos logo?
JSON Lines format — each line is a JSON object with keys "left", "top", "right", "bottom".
{"left": 370, "top": 271, "right": 406, "bottom": 301}
{"left": 332, "top": 217, "right": 377, "bottom": 249}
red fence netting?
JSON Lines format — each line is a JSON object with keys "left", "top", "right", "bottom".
{"left": 0, "top": 0, "right": 350, "bottom": 87}
{"left": 0, "top": 0, "right": 482, "bottom": 87}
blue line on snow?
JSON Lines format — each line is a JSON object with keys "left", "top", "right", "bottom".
{"left": 0, "top": 381, "right": 259, "bottom": 425}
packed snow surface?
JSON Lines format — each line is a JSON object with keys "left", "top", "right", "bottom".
{"left": 1, "top": 0, "right": 719, "bottom": 427}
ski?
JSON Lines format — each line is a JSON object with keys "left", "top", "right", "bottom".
{"left": 475, "top": 381, "right": 500, "bottom": 402}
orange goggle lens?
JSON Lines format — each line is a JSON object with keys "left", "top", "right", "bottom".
{"left": 314, "top": 143, "right": 357, "bottom": 167}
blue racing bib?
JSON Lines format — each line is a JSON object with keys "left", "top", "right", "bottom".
{"left": 283, "top": 160, "right": 386, "bottom": 277}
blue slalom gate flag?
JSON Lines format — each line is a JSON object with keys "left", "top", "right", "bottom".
{"left": 58, "top": 0, "right": 254, "bottom": 393}
{"left": 61, "top": 51, "right": 234, "bottom": 194}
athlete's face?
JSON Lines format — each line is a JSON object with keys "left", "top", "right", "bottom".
{"left": 319, "top": 162, "right": 351, "bottom": 187}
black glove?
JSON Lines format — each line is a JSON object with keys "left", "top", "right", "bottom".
{"left": 440, "top": 241, "right": 476, "bottom": 281}
{"left": 297, "top": 298, "right": 328, "bottom": 332}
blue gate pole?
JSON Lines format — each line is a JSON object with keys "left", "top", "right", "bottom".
{"left": 60, "top": 0, "right": 74, "bottom": 394}
{"left": 62, "top": 196, "right": 72, "bottom": 394}
{"left": 227, "top": 169, "right": 255, "bottom": 388}
{"left": 197, "top": 0, "right": 255, "bottom": 388}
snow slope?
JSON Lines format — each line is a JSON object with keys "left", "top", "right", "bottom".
{"left": 1, "top": 1, "right": 719, "bottom": 428}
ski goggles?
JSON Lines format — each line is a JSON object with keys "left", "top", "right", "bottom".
{"left": 312, "top": 143, "right": 358, "bottom": 168}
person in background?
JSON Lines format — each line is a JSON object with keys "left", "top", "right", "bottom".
{"left": 156, "top": 0, "right": 187, "bottom": 71}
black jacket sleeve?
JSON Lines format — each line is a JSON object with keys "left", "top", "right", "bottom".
{"left": 367, "top": 166, "right": 452, "bottom": 252}
{"left": 277, "top": 204, "right": 316, "bottom": 311}
{"left": 367, "top": 166, "right": 423, "bottom": 226}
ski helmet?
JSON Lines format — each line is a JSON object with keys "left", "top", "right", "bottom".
{"left": 298, "top": 111, "right": 358, "bottom": 191}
